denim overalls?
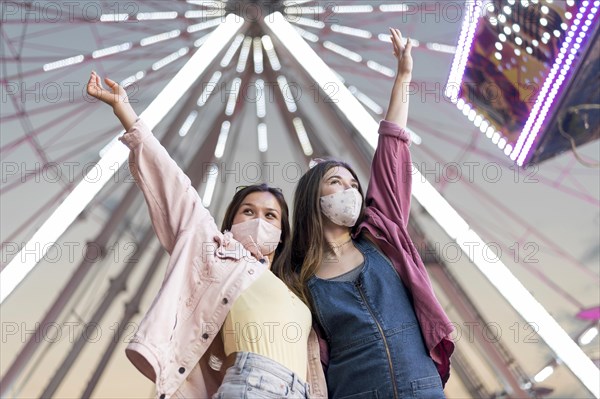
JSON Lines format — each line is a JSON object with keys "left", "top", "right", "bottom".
{"left": 308, "top": 238, "right": 444, "bottom": 399}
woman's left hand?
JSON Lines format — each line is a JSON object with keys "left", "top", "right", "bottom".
{"left": 390, "top": 28, "right": 413, "bottom": 77}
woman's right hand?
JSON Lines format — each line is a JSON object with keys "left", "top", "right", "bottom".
{"left": 87, "top": 71, "right": 129, "bottom": 107}
{"left": 87, "top": 71, "right": 138, "bottom": 131}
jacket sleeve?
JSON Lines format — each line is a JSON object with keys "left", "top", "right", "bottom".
{"left": 119, "top": 118, "right": 220, "bottom": 255}
{"left": 364, "top": 120, "right": 413, "bottom": 228}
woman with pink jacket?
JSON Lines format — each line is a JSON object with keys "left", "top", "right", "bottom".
{"left": 273, "top": 29, "right": 454, "bottom": 398}
{"left": 87, "top": 72, "right": 327, "bottom": 398}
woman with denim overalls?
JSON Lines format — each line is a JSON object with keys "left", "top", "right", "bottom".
{"left": 273, "top": 29, "right": 455, "bottom": 398}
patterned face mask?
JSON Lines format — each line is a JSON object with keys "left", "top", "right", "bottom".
{"left": 320, "top": 188, "right": 363, "bottom": 227}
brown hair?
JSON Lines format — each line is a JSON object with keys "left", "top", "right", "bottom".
{"left": 272, "top": 160, "right": 365, "bottom": 306}
{"left": 221, "top": 184, "right": 290, "bottom": 261}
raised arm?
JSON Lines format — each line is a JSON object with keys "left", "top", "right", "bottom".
{"left": 87, "top": 72, "right": 220, "bottom": 253}
{"left": 365, "top": 29, "right": 414, "bottom": 227}
{"left": 385, "top": 29, "right": 412, "bottom": 129}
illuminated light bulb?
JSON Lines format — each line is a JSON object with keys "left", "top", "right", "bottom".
{"left": 499, "top": 33, "right": 507, "bottom": 42}
{"left": 515, "top": 37, "right": 523, "bottom": 45}
{"left": 513, "top": 24, "right": 521, "bottom": 32}
{"left": 515, "top": 48, "right": 521, "bottom": 56}
{"left": 561, "top": 23, "right": 568, "bottom": 30}
{"left": 532, "top": 39, "right": 539, "bottom": 46}
{"left": 503, "top": 5, "right": 512, "bottom": 14}
{"left": 495, "top": 42, "right": 503, "bottom": 50}
{"left": 468, "top": 109, "right": 477, "bottom": 121}
{"left": 565, "top": 12, "right": 572, "bottom": 19}
{"left": 499, "top": 14, "right": 507, "bottom": 23}
{"left": 457, "top": 98, "right": 465, "bottom": 110}
{"left": 526, "top": 46, "right": 533, "bottom": 54}
{"left": 495, "top": 52, "right": 502, "bottom": 60}
{"left": 540, "top": 17, "right": 548, "bottom": 26}
{"left": 480, "top": 120, "right": 489, "bottom": 132}
{"left": 541, "top": 5, "right": 549, "bottom": 13}
{"left": 492, "top": 132, "right": 501, "bottom": 144}
{"left": 579, "top": 327, "right": 599, "bottom": 346}
{"left": 504, "top": 26, "right": 512, "bottom": 35}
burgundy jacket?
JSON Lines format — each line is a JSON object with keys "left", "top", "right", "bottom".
{"left": 319, "top": 120, "right": 455, "bottom": 385}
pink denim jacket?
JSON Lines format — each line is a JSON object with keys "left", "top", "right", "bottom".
{"left": 120, "top": 119, "right": 327, "bottom": 399}
{"left": 318, "top": 120, "right": 455, "bottom": 385}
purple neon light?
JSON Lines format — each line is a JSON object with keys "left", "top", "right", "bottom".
{"left": 511, "top": 2, "right": 593, "bottom": 162}
{"left": 517, "top": 3, "right": 598, "bottom": 165}
{"left": 445, "top": 1, "right": 480, "bottom": 101}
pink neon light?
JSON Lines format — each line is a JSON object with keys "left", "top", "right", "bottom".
{"left": 513, "top": 3, "right": 595, "bottom": 163}
{"left": 517, "top": 3, "right": 598, "bottom": 165}
{"left": 445, "top": 1, "right": 480, "bottom": 101}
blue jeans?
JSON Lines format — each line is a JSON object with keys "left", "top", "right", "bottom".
{"left": 213, "top": 352, "right": 310, "bottom": 399}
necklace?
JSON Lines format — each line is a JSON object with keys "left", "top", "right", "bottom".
{"left": 329, "top": 237, "right": 352, "bottom": 249}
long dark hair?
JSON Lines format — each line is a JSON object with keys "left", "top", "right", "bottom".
{"left": 221, "top": 184, "right": 290, "bottom": 261}
{"left": 272, "top": 160, "right": 365, "bottom": 305}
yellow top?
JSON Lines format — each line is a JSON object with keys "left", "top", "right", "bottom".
{"left": 222, "top": 270, "right": 312, "bottom": 379}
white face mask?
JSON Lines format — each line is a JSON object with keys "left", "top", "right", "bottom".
{"left": 230, "top": 218, "right": 282, "bottom": 258}
{"left": 320, "top": 188, "right": 363, "bottom": 227}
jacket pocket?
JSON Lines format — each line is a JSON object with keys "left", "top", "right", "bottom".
{"left": 411, "top": 375, "right": 444, "bottom": 399}
{"left": 178, "top": 256, "right": 214, "bottom": 321}
{"left": 339, "top": 391, "right": 378, "bottom": 399}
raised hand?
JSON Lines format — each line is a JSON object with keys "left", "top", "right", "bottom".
{"left": 86, "top": 71, "right": 138, "bottom": 131}
{"left": 86, "top": 71, "right": 129, "bottom": 107}
{"left": 389, "top": 28, "right": 413, "bottom": 77}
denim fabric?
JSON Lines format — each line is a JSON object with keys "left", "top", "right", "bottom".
{"left": 213, "top": 352, "right": 310, "bottom": 399}
{"left": 308, "top": 238, "right": 445, "bottom": 399}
